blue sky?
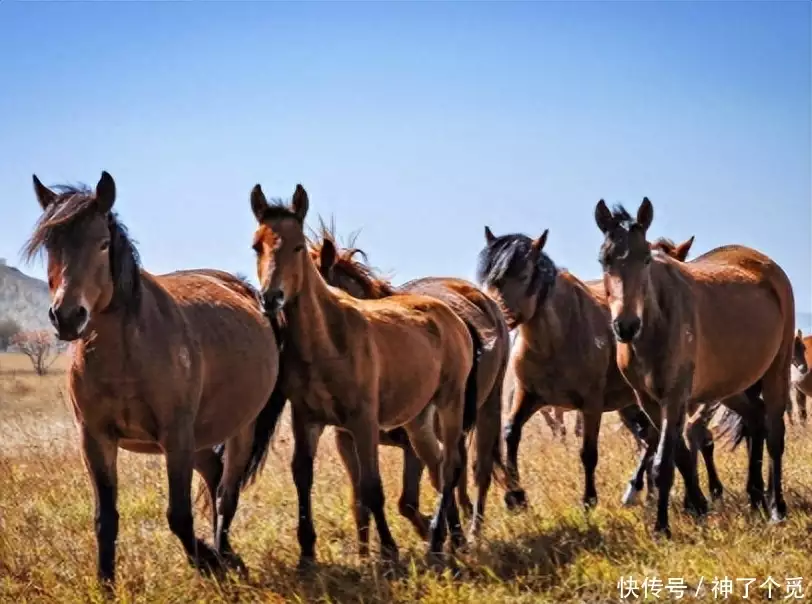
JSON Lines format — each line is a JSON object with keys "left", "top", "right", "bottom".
{"left": 1, "top": 1, "right": 810, "bottom": 324}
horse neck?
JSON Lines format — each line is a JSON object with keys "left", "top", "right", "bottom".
{"left": 521, "top": 274, "right": 572, "bottom": 356}
{"left": 71, "top": 270, "right": 154, "bottom": 368}
{"left": 638, "top": 261, "right": 673, "bottom": 345}
{"left": 286, "top": 257, "right": 346, "bottom": 361}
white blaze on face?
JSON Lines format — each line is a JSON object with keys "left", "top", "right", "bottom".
{"left": 791, "top": 365, "right": 803, "bottom": 385}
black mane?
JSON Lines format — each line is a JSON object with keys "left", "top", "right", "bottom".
{"left": 476, "top": 233, "right": 558, "bottom": 297}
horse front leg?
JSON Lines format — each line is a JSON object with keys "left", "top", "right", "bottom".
{"left": 80, "top": 426, "right": 119, "bottom": 588}
{"left": 291, "top": 409, "right": 324, "bottom": 569}
{"left": 346, "top": 413, "right": 399, "bottom": 563}
{"left": 503, "top": 387, "right": 543, "bottom": 510}
{"left": 580, "top": 405, "right": 602, "bottom": 509}
{"left": 164, "top": 423, "right": 223, "bottom": 575}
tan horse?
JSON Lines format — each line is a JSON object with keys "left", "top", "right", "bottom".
{"left": 790, "top": 330, "right": 812, "bottom": 421}
{"left": 595, "top": 198, "right": 796, "bottom": 535}
{"left": 249, "top": 184, "right": 480, "bottom": 566}
{"left": 24, "top": 172, "right": 284, "bottom": 586}
{"left": 476, "top": 227, "right": 708, "bottom": 513}
{"left": 309, "top": 227, "right": 510, "bottom": 538}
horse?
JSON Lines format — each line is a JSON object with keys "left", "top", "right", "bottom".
{"left": 23, "top": 172, "right": 285, "bottom": 586}
{"left": 475, "top": 227, "right": 709, "bottom": 513}
{"left": 249, "top": 183, "right": 481, "bottom": 566}
{"left": 594, "top": 197, "right": 796, "bottom": 536}
{"left": 308, "top": 225, "right": 510, "bottom": 538}
{"left": 789, "top": 330, "right": 811, "bottom": 422}
{"left": 600, "top": 235, "right": 726, "bottom": 505}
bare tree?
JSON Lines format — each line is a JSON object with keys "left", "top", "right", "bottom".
{"left": 0, "top": 319, "right": 21, "bottom": 351}
{"left": 11, "top": 330, "right": 60, "bottom": 376}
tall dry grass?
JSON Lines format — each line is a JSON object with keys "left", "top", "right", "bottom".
{"left": 2, "top": 351, "right": 812, "bottom": 603}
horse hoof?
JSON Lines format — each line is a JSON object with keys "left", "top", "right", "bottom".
{"left": 710, "top": 486, "right": 724, "bottom": 501}
{"left": 504, "top": 489, "right": 528, "bottom": 512}
{"left": 296, "top": 556, "right": 318, "bottom": 574}
{"left": 583, "top": 496, "right": 598, "bottom": 511}
{"left": 450, "top": 532, "right": 468, "bottom": 554}
{"left": 622, "top": 485, "right": 643, "bottom": 507}
{"left": 684, "top": 496, "right": 708, "bottom": 518}
{"left": 770, "top": 509, "right": 787, "bottom": 524}
{"left": 381, "top": 544, "right": 400, "bottom": 564}
{"left": 222, "top": 551, "right": 248, "bottom": 578}
{"left": 426, "top": 551, "right": 447, "bottom": 573}
{"left": 653, "top": 525, "right": 672, "bottom": 540}
{"left": 191, "top": 543, "right": 226, "bottom": 577}
{"left": 358, "top": 545, "right": 370, "bottom": 559}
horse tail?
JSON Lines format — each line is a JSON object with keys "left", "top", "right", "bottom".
{"left": 463, "top": 321, "right": 482, "bottom": 433}
{"left": 713, "top": 405, "right": 750, "bottom": 451}
{"left": 237, "top": 380, "right": 289, "bottom": 491}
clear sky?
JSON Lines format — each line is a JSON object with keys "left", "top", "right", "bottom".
{"left": 1, "top": 1, "right": 810, "bottom": 322}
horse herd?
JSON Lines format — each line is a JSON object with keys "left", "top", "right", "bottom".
{"left": 22, "top": 171, "right": 812, "bottom": 588}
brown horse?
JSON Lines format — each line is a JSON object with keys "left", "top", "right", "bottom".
{"left": 476, "top": 227, "right": 708, "bottom": 513}
{"left": 249, "top": 184, "right": 481, "bottom": 566}
{"left": 24, "top": 172, "right": 285, "bottom": 586}
{"left": 790, "top": 330, "right": 811, "bottom": 421}
{"left": 309, "top": 226, "right": 510, "bottom": 538}
{"left": 601, "top": 235, "right": 726, "bottom": 505}
{"left": 595, "top": 198, "right": 796, "bottom": 535}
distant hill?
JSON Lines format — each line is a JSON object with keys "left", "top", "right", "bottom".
{"left": 0, "top": 261, "right": 51, "bottom": 331}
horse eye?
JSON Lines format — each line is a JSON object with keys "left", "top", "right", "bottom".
{"left": 251, "top": 242, "right": 262, "bottom": 254}
{"left": 294, "top": 244, "right": 305, "bottom": 252}
{"left": 100, "top": 240, "right": 110, "bottom": 252}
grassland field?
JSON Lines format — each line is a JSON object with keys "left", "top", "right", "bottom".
{"left": 2, "top": 351, "right": 812, "bottom": 603}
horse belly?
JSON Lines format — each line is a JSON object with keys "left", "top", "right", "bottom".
{"left": 691, "top": 295, "right": 783, "bottom": 401}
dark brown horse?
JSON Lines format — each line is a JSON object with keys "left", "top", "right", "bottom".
{"left": 309, "top": 226, "right": 510, "bottom": 538}
{"left": 476, "top": 227, "right": 708, "bottom": 514}
{"left": 790, "top": 330, "right": 811, "bottom": 421}
{"left": 604, "top": 235, "right": 725, "bottom": 505}
{"left": 595, "top": 198, "right": 796, "bottom": 535}
{"left": 24, "top": 172, "right": 285, "bottom": 586}
{"left": 249, "top": 184, "right": 480, "bottom": 566}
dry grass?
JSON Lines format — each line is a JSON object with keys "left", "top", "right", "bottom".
{"left": 2, "top": 351, "right": 812, "bottom": 603}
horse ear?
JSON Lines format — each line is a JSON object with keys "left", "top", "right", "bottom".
{"left": 32, "top": 174, "right": 57, "bottom": 210}
{"left": 594, "top": 199, "right": 614, "bottom": 234}
{"left": 292, "top": 184, "right": 309, "bottom": 222}
{"left": 484, "top": 225, "right": 496, "bottom": 244}
{"left": 674, "top": 235, "right": 695, "bottom": 261}
{"left": 94, "top": 171, "right": 116, "bottom": 213}
{"left": 531, "top": 229, "right": 549, "bottom": 253}
{"left": 250, "top": 184, "right": 269, "bottom": 222}
{"left": 637, "top": 197, "right": 654, "bottom": 232}
{"left": 320, "top": 238, "right": 337, "bottom": 272}
{"left": 798, "top": 329, "right": 804, "bottom": 339}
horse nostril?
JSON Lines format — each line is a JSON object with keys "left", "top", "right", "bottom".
{"left": 262, "top": 290, "right": 284, "bottom": 314}
{"left": 75, "top": 306, "right": 88, "bottom": 324}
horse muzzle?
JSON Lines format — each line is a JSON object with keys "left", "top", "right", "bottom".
{"left": 48, "top": 304, "right": 89, "bottom": 341}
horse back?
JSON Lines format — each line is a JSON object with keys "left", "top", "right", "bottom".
{"left": 399, "top": 276, "right": 510, "bottom": 398}
{"left": 151, "top": 270, "right": 279, "bottom": 429}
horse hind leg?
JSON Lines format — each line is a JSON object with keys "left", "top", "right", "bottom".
{"left": 686, "top": 405, "right": 724, "bottom": 500}
{"left": 404, "top": 405, "right": 465, "bottom": 557}
{"left": 761, "top": 357, "right": 791, "bottom": 523}
{"left": 193, "top": 449, "right": 224, "bottom": 539}
{"left": 793, "top": 388, "right": 807, "bottom": 425}
{"left": 335, "top": 429, "right": 372, "bottom": 556}
{"left": 455, "top": 437, "right": 474, "bottom": 519}
{"left": 469, "top": 384, "right": 502, "bottom": 539}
